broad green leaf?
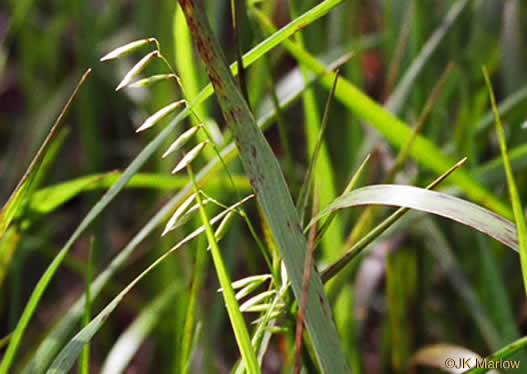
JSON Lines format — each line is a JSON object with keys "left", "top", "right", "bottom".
{"left": 309, "top": 184, "right": 518, "bottom": 251}
{"left": 177, "top": 0, "right": 350, "bottom": 372}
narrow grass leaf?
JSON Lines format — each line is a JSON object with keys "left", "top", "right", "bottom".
{"left": 0, "top": 69, "right": 91, "bottom": 241}
{"left": 464, "top": 336, "right": 527, "bottom": 374}
{"left": 172, "top": 141, "right": 209, "bottom": 174}
{"left": 314, "top": 154, "right": 370, "bottom": 244}
{"left": 179, "top": 229, "right": 208, "bottom": 373}
{"left": 322, "top": 159, "right": 466, "bottom": 285}
{"left": 114, "top": 50, "right": 159, "bottom": 91}
{"left": 309, "top": 184, "right": 518, "bottom": 252}
{"left": 99, "top": 38, "right": 157, "bottom": 62}
{"left": 483, "top": 67, "right": 527, "bottom": 295}
{"left": 296, "top": 72, "right": 340, "bottom": 225}
{"left": 162, "top": 125, "right": 202, "bottom": 158}
{"left": 189, "top": 168, "right": 261, "bottom": 374}
{"left": 136, "top": 100, "right": 186, "bottom": 133}
{"left": 79, "top": 240, "right": 93, "bottom": 374}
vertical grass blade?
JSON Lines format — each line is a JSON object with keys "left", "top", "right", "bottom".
{"left": 176, "top": 0, "right": 350, "bottom": 372}
{"left": 189, "top": 167, "right": 260, "bottom": 373}
{"left": 483, "top": 67, "right": 527, "bottom": 296}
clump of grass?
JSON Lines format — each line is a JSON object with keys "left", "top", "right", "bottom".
{"left": 2, "top": 1, "right": 527, "bottom": 373}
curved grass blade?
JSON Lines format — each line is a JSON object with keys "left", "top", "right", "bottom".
{"left": 309, "top": 184, "right": 518, "bottom": 252}
{"left": 177, "top": 0, "right": 350, "bottom": 371}
{"left": 21, "top": 29, "right": 345, "bottom": 373}
{"left": 0, "top": 69, "right": 92, "bottom": 374}
{"left": 464, "top": 336, "right": 527, "bottom": 374}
